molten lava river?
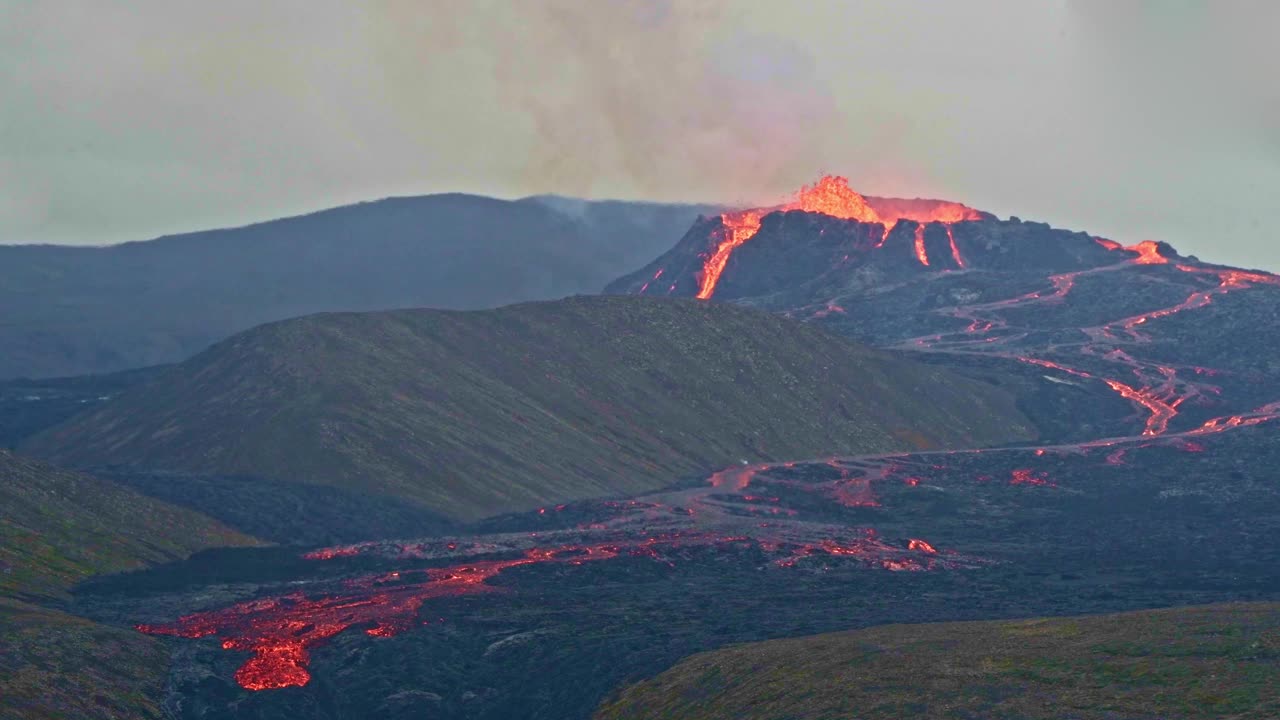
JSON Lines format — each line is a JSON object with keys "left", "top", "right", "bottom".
{"left": 135, "top": 176, "right": 1280, "bottom": 695}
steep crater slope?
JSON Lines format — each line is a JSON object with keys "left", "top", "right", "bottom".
{"left": 23, "top": 296, "right": 1034, "bottom": 522}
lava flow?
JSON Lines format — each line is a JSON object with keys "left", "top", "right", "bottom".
{"left": 913, "top": 224, "right": 930, "bottom": 266}
{"left": 139, "top": 552, "right": 545, "bottom": 690}
{"left": 139, "top": 536, "right": 713, "bottom": 690}
{"left": 899, "top": 235, "right": 1280, "bottom": 439}
{"left": 697, "top": 175, "right": 983, "bottom": 299}
{"left": 139, "top": 497, "right": 965, "bottom": 691}
{"left": 136, "top": 176, "right": 1280, "bottom": 695}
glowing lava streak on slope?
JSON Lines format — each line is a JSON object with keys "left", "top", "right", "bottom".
{"left": 913, "top": 225, "right": 930, "bottom": 266}
{"left": 697, "top": 209, "right": 766, "bottom": 299}
{"left": 911, "top": 235, "right": 1280, "bottom": 437}
{"left": 696, "top": 175, "right": 982, "bottom": 299}
{"left": 947, "top": 226, "right": 967, "bottom": 268}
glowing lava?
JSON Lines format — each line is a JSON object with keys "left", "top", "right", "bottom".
{"left": 947, "top": 226, "right": 967, "bottom": 268}
{"left": 139, "top": 538, "right": 701, "bottom": 690}
{"left": 1010, "top": 469, "right": 1055, "bottom": 487}
{"left": 913, "top": 224, "right": 930, "bottom": 266}
{"left": 908, "top": 539, "right": 939, "bottom": 554}
{"left": 696, "top": 175, "right": 982, "bottom": 299}
{"left": 137, "top": 182, "right": 1280, "bottom": 696}
{"left": 138, "top": 484, "right": 977, "bottom": 693}
{"left": 637, "top": 268, "right": 664, "bottom": 294}
{"left": 697, "top": 209, "right": 765, "bottom": 300}
{"left": 1095, "top": 238, "right": 1170, "bottom": 265}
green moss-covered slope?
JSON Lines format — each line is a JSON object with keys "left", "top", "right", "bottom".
{"left": 25, "top": 296, "right": 1034, "bottom": 520}
{"left": 0, "top": 450, "right": 258, "bottom": 601}
{"left": 597, "top": 602, "right": 1280, "bottom": 720}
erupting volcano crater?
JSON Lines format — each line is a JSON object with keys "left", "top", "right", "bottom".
{"left": 125, "top": 174, "right": 1280, "bottom": 711}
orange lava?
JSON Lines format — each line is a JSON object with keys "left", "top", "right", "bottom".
{"left": 1010, "top": 469, "right": 1055, "bottom": 487}
{"left": 1129, "top": 240, "right": 1169, "bottom": 265}
{"left": 696, "top": 175, "right": 982, "bottom": 299}
{"left": 908, "top": 539, "right": 939, "bottom": 554}
{"left": 140, "top": 525, "right": 964, "bottom": 690}
{"left": 138, "top": 543, "right": 661, "bottom": 690}
{"left": 913, "top": 224, "right": 930, "bottom": 266}
{"left": 947, "top": 226, "right": 967, "bottom": 268}
{"left": 1097, "top": 238, "right": 1169, "bottom": 265}
{"left": 697, "top": 209, "right": 765, "bottom": 299}
{"left": 138, "top": 554, "right": 545, "bottom": 690}
{"left": 637, "top": 268, "right": 664, "bottom": 294}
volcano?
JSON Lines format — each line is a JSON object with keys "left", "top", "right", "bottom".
{"left": 62, "top": 175, "right": 1280, "bottom": 720}
{"left": 607, "top": 175, "right": 1280, "bottom": 443}
{"left": 608, "top": 176, "right": 1178, "bottom": 301}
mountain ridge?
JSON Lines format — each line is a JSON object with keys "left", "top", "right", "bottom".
{"left": 0, "top": 193, "right": 719, "bottom": 379}
{"left": 22, "top": 295, "right": 1036, "bottom": 521}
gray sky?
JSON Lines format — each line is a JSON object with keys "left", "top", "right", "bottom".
{"left": 2, "top": 1, "right": 1276, "bottom": 270}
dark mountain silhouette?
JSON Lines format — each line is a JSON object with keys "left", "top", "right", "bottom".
{"left": 0, "top": 194, "right": 719, "bottom": 380}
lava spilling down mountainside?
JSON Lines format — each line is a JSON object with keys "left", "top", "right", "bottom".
{"left": 136, "top": 175, "right": 1280, "bottom": 694}
{"left": 695, "top": 175, "right": 985, "bottom": 299}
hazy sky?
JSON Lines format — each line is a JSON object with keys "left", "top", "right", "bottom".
{"left": 2, "top": 1, "right": 1276, "bottom": 269}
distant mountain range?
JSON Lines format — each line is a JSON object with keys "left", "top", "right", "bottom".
{"left": 0, "top": 193, "right": 719, "bottom": 379}
{"left": 22, "top": 296, "right": 1033, "bottom": 523}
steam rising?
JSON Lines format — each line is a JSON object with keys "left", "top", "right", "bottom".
{"left": 1, "top": 1, "right": 1275, "bottom": 269}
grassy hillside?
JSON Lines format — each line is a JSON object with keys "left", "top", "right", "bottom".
{"left": 0, "top": 193, "right": 716, "bottom": 379}
{"left": 24, "top": 296, "right": 1034, "bottom": 521}
{"left": 0, "top": 450, "right": 258, "bottom": 601}
{"left": 0, "top": 452, "right": 260, "bottom": 720}
{"left": 0, "top": 598, "right": 169, "bottom": 720}
{"left": 597, "top": 602, "right": 1280, "bottom": 720}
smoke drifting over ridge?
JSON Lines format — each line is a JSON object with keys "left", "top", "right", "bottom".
{"left": 1, "top": 1, "right": 1275, "bottom": 269}
{"left": 364, "top": 0, "right": 843, "bottom": 204}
